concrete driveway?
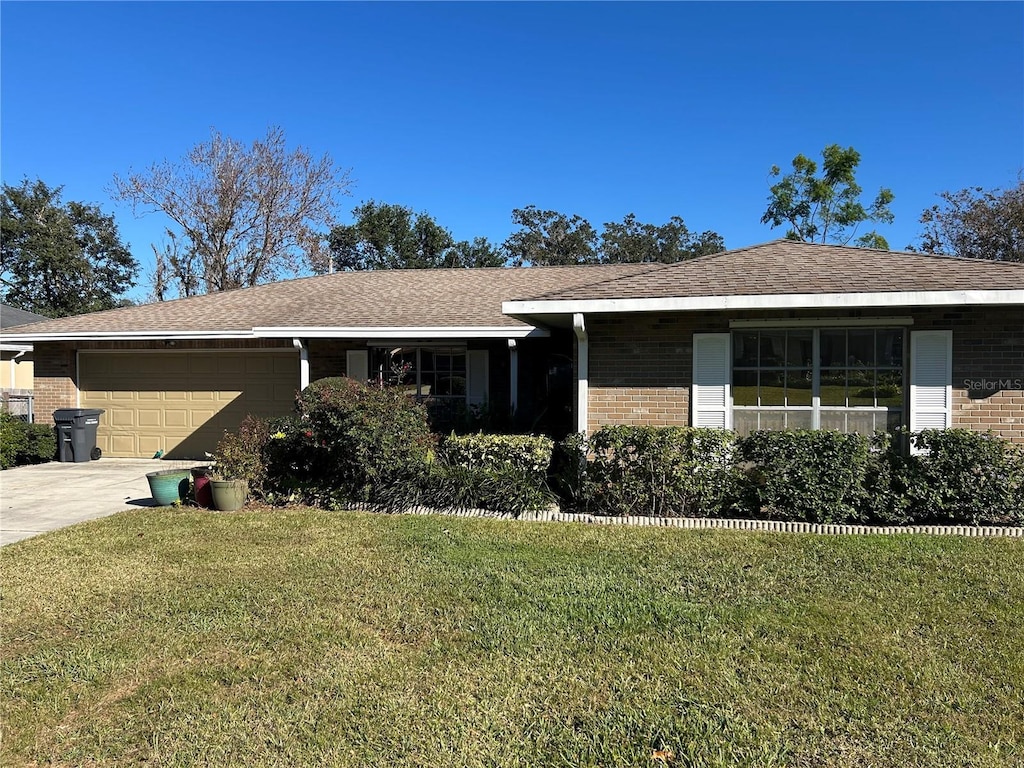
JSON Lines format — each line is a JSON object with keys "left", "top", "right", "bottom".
{"left": 1, "top": 459, "right": 197, "bottom": 545}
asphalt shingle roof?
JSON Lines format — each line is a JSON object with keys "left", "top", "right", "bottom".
{"left": 0, "top": 304, "right": 49, "bottom": 330}
{"left": 515, "top": 241, "right": 1024, "bottom": 302}
{"left": 4, "top": 241, "right": 1021, "bottom": 339}
{"left": 1, "top": 262, "right": 661, "bottom": 336}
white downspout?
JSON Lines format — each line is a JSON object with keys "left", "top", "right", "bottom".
{"left": 293, "top": 338, "right": 309, "bottom": 390}
{"left": 507, "top": 339, "right": 518, "bottom": 417}
{"left": 573, "top": 313, "right": 588, "bottom": 435}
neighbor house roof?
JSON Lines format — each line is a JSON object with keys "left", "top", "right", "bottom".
{"left": 0, "top": 262, "right": 661, "bottom": 341}
{"left": 1, "top": 304, "right": 49, "bottom": 330}
{"left": 504, "top": 240, "right": 1024, "bottom": 316}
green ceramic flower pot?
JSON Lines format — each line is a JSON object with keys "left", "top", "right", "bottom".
{"left": 210, "top": 479, "right": 248, "bottom": 512}
{"left": 146, "top": 469, "right": 190, "bottom": 506}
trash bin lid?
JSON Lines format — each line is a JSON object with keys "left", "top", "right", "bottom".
{"left": 53, "top": 408, "right": 105, "bottom": 421}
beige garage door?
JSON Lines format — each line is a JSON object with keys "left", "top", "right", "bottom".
{"left": 80, "top": 350, "right": 299, "bottom": 459}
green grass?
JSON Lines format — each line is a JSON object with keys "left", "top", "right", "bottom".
{"left": 2, "top": 508, "right": 1023, "bottom": 767}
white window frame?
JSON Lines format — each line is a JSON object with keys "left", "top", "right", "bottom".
{"left": 729, "top": 327, "right": 908, "bottom": 435}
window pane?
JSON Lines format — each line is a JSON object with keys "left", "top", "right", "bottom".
{"left": 786, "top": 331, "right": 813, "bottom": 366}
{"left": 820, "top": 409, "right": 846, "bottom": 431}
{"left": 760, "top": 370, "right": 785, "bottom": 406}
{"left": 760, "top": 332, "right": 786, "bottom": 367}
{"left": 786, "top": 369, "right": 812, "bottom": 406}
{"left": 820, "top": 330, "right": 846, "bottom": 367}
{"left": 886, "top": 410, "right": 904, "bottom": 433}
{"left": 758, "top": 410, "right": 787, "bottom": 431}
{"left": 734, "top": 332, "right": 759, "bottom": 366}
{"left": 820, "top": 369, "right": 846, "bottom": 406}
{"left": 877, "top": 370, "right": 903, "bottom": 407}
{"left": 848, "top": 370, "right": 875, "bottom": 406}
{"left": 848, "top": 330, "right": 875, "bottom": 367}
{"left": 733, "top": 410, "right": 759, "bottom": 437}
{"left": 785, "top": 410, "right": 813, "bottom": 430}
{"left": 846, "top": 410, "right": 877, "bottom": 437}
{"left": 877, "top": 329, "right": 903, "bottom": 367}
{"left": 420, "top": 349, "right": 437, "bottom": 373}
{"left": 733, "top": 370, "right": 758, "bottom": 406}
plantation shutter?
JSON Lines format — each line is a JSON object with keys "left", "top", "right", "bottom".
{"left": 910, "top": 330, "right": 952, "bottom": 432}
{"left": 346, "top": 350, "right": 368, "bottom": 383}
{"left": 692, "top": 333, "right": 731, "bottom": 429}
{"left": 466, "top": 349, "right": 489, "bottom": 407}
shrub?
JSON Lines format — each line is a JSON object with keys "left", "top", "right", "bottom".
{"left": 734, "top": 430, "right": 872, "bottom": 523}
{"left": 375, "top": 462, "right": 554, "bottom": 518}
{"left": 0, "top": 411, "right": 29, "bottom": 470}
{"left": 441, "top": 433, "right": 554, "bottom": 486}
{"left": 549, "top": 433, "right": 590, "bottom": 512}
{"left": 21, "top": 423, "right": 56, "bottom": 465}
{"left": 213, "top": 416, "right": 272, "bottom": 498}
{"left": 586, "top": 426, "right": 737, "bottom": 517}
{"left": 896, "top": 429, "right": 1024, "bottom": 526}
{"left": 295, "top": 377, "right": 436, "bottom": 503}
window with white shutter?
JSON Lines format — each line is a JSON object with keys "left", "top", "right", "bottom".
{"left": 692, "top": 333, "right": 731, "bottom": 428}
{"left": 910, "top": 330, "right": 952, "bottom": 431}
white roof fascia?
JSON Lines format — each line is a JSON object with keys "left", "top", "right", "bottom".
{"left": 0, "top": 342, "right": 33, "bottom": 353}
{"left": 3, "top": 330, "right": 258, "bottom": 343}
{"left": 253, "top": 326, "right": 549, "bottom": 339}
{"left": 503, "top": 289, "right": 1024, "bottom": 316}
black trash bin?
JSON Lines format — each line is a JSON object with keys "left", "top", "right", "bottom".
{"left": 53, "top": 408, "right": 105, "bottom": 462}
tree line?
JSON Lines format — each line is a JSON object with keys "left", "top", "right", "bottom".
{"left": 2, "top": 127, "right": 1021, "bottom": 318}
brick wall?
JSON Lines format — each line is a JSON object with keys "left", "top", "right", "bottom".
{"left": 585, "top": 306, "right": 1023, "bottom": 443}
{"left": 914, "top": 308, "right": 1024, "bottom": 443}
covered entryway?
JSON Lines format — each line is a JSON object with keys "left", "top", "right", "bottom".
{"left": 79, "top": 350, "right": 299, "bottom": 459}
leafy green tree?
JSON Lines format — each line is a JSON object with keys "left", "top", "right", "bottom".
{"left": 327, "top": 202, "right": 504, "bottom": 270}
{"left": 913, "top": 179, "right": 1023, "bottom": 262}
{"left": 1, "top": 178, "right": 138, "bottom": 317}
{"left": 761, "top": 144, "right": 895, "bottom": 249}
{"left": 599, "top": 213, "right": 725, "bottom": 263}
{"left": 443, "top": 236, "right": 506, "bottom": 268}
{"left": 503, "top": 206, "right": 598, "bottom": 266}
{"left": 112, "top": 126, "right": 352, "bottom": 298}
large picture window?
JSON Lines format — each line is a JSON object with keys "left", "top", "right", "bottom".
{"left": 370, "top": 345, "right": 468, "bottom": 425}
{"left": 731, "top": 328, "right": 905, "bottom": 436}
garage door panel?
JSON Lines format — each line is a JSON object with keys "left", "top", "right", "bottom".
{"left": 110, "top": 433, "right": 137, "bottom": 456}
{"left": 137, "top": 435, "right": 164, "bottom": 458}
{"left": 164, "top": 409, "right": 188, "bottom": 428}
{"left": 218, "top": 356, "right": 246, "bottom": 375}
{"left": 80, "top": 351, "right": 297, "bottom": 459}
{"left": 245, "top": 356, "right": 274, "bottom": 374}
{"left": 137, "top": 409, "right": 163, "bottom": 428}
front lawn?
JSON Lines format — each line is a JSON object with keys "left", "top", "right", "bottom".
{"left": 2, "top": 509, "right": 1022, "bottom": 767}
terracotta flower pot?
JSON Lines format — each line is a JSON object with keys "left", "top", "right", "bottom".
{"left": 210, "top": 479, "right": 248, "bottom": 512}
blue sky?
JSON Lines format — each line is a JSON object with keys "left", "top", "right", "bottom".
{"left": 2, "top": 2, "right": 1022, "bottom": 300}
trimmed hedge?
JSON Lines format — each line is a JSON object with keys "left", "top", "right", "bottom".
{"left": 734, "top": 430, "right": 872, "bottom": 523}
{"left": 585, "top": 426, "right": 736, "bottom": 517}
{"left": 442, "top": 433, "right": 553, "bottom": 486}
{"left": 557, "top": 425, "right": 1023, "bottom": 526}
{"left": 1, "top": 412, "right": 55, "bottom": 470}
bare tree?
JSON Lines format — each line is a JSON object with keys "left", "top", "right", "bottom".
{"left": 913, "top": 179, "right": 1023, "bottom": 262}
{"left": 112, "top": 127, "right": 353, "bottom": 298}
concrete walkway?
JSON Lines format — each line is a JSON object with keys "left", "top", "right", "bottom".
{"left": 0, "top": 459, "right": 197, "bottom": 545}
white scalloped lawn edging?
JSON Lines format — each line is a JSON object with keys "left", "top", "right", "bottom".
{"left": 349, "top": 503, "right": 1023, "bottom": 538}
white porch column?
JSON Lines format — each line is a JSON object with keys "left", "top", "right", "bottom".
{"left": 293, "top": 338, "right": 309, "bottom": 390}
{"left": 573, "top": 313, "right": 588, "bottom": 435}
{"left": 508, "top": 339, "right": 519, "bottom": 416}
